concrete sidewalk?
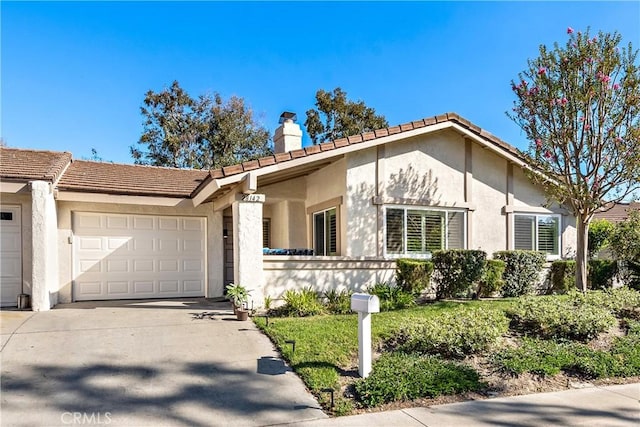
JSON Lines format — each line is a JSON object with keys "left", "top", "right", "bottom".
{"left": 289, "top": 383, "right": 639, "bottom": 427}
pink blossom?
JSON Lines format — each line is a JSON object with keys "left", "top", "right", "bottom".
{"left": 535, "top": 139, "right": 543, "bottom": 149}
{"left": 592, "top": 37, "right": 597, "bottom": 43}
{"left": 538, "top": 67, "right": 546, "bottom": 75}
{"left": 585, "top": 124, "right": 591, "bottom": 131}
{"left": 586, "top": 57, "right": 593, "bottom": 63}
{"left": 559, "top": 97, "right": 568, "bottom": 106}
{"left": 544, "top": 150, "right": 553, "bottom": 159}
{"left": 613, "top": 83, "right": 620, "bottom": 90}
{"left": 567, "top": 27, "right": 574, "bottom": 34}
{"left": 579, "top": 116, "right": 585, "bottom": 122}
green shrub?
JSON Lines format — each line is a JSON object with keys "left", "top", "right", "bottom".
{"left": 588, "top": 260, "right": 618, "bottom": 290}
{"left": 395, "top": 258, "right": 434, "bottom": 295}
{"left": 548, "top": 260, "right": 576, "bottom": 294}
{"left": 492, "top": 337, "right": 575, "bottom": 376}
{"left": 548, "top": 260, "right": 618, "bottom": 293}
{"left": 494, "top": 251, "right": 546, "bottom": 297}
{"left": 323, "top": 289, "right": 353, "bottom": 314}
{"left": 588, "top": 219, "right": 614, "bottom": 258}
{"left": 507, "top": 295, "right": 616, "bottom": 341}
{"left": 277, "top": 287, "right": 325, "bottom": 317}
{"left": 390, "top": 308, "right": 509, "bottom": 358}
{"left": 609, "top": 210, "right": 640, "bottom": 262}
{"left": 570, "top": 288, "right": 640, "bottom": 318}
{"left": 477, "top": 259, "right": 506, "bottom": 297}
{"left": 619, "top": 260, "right": 640, "bottom": 290}
{"left": 492, "top": 334, "right": 640, "bottom": 378}
{"left": 367, "top": 282, "right": 415, "bottom": 311}
{"left": 432, "top": 250, "right": 487, "bottom": 299}
{"left": 354, "top": 353, "right": 482, "bottom": 407}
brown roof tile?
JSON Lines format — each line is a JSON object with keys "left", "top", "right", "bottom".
{"left": 289, "top": 148, "right": 307, "bottom": 159}
{"left": 241, "top": 160, "right": 260, "bottom": 171}
{"left": 319, "top": 142, "right": 335, "bottom": 151}
{"left": 424, "top": 116, "right": 437, "bottom": 126}
{"left": 304, "top": 145, "right": 322, "bottom": 155}
{"left": 0, "top": 147, "right": 71, "bottom": 182}
{"left": 274, "top": 152, "right": 292, "bottom": 162}
{"left": 57, "top": 160, "right": 208, "bottom": 198}
{"left": 594, "top": 202, "right": 640, "bottom": 223}
{"left": 362, "top": 131, "right": 376, "bottom": 141}
{"left": 222, "top": 164, "right": 244, "bottom": 176}
{"left": 400, "top": 123, "right": 414, "bottom": 132}
{"left": 258, "top": 156, "right": 277, "bottom": 167}
{"left": 347, "top": 135, "right": 363, "bottom": 144}
{"left": 200, "top": 112, "right": 531, "bottom": 187}
{"left": 388, "top": 126, "right": 401, "bottom": 135}
{"left": 334, "top": 138, "right": 350, "bottom": 148}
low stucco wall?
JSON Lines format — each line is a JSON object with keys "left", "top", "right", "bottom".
{"left": 262, "top": 256, "right": 396, "bottom": 303}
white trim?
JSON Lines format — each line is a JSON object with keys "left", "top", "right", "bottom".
{"left": 0, "top": 182, "right": 29, "bottom": 193}
{"left": 512, "top": 212, "right": 562, "bottom": 260}
{"left": 312, "top": 206, "right": 338, "bottom": 256}
{"left": 56, "top": 191, "right": 193, "bottom": 207}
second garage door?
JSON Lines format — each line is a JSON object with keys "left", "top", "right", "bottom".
{"left": 73, "top": 212, "right": 206, "bottom": 301}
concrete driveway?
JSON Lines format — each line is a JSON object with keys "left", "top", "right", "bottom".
{"left": 0, "top": 299, "right": 327, "bottom": 427}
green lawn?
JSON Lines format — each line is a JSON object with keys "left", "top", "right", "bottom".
{"left": 253, "top": 292, "right": 639, "bottom": 415}
{"left": 253, "top": 299, "right": 514, "bottom": 401}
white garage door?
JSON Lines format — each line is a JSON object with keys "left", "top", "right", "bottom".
{"left": 73, "top": 212, "right": 206, "bottom": 301}
{"left": 1, "top": 206, "right": 22, "bottom": 307}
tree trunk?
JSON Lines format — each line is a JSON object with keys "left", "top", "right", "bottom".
{"left": 575, "top": 216, "right": 590, "bottom": 292}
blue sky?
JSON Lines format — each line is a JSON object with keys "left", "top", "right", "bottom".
{"left": 2, "top": 1, "right": 639, "bottom": 165}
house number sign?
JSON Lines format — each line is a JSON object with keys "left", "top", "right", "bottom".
{"left": 242, "top": 194, "right": 265, "bottom": 203}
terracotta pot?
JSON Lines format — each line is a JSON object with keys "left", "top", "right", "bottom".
{"left": 236, "top": 309, "right": 249, "bottom": 321}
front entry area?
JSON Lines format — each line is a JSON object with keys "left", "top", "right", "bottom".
{"left": 72, "top": 212, "right": 207, "bottom": 301}
{"left": 0, "top": 205, "right": 22, "bottom": 307}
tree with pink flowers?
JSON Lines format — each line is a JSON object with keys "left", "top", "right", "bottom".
{"left": 509, "top": 28, "right": 640, "bottom": 292}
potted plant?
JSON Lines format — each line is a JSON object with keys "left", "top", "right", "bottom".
{"left": 225, "top": 283, "right": 250, "bottom": 320}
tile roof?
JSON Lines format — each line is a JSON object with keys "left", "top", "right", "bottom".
{"left": 0, "top": 147, "right": 72, "bottom": 183}
{"left": 57, "top": 160, "right": 209, "bottom": 198}
{"left": 594, "top": 202, "right": 640, "bottom": 223}
{"left": 202, "top": 112, "right": 527, "bottom": 183}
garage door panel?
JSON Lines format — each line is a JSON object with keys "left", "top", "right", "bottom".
{"left": 106, "top": 259, "right": 129, "bottom": 273}
{"left": 107, "top": 281, "right": 129, "bottom": 294}
{"left": 79, "top": 237, "right": 103, "bottom": 250}
{"left": 159, "top": 218, "right": 179, "bottom": 230}
{"left": 1, "top": 205, "right": 22, "bottom": 306}
{"left": 77, "top": 281, "right": 102, "bottom": 296}
{"left": 73, "top": 212, "right": 206, "bottom": 301}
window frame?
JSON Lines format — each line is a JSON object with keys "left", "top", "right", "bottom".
{"left": 383, "top": 205, "right": 467, "bottom": 259}
{"left": 312, "top": 207, "right": 338, "bottom": 256}
{"left": 262, "top": 218, "right": 271, "bottom": 248}
{"left": 512, "top": 213, "right": 562, "bottom": 260}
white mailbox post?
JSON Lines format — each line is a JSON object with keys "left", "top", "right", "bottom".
{"left": 350, "top": 293, "right": 380, "bottom": 378}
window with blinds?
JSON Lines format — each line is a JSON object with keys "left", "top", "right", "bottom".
{"left": 514, "top": 213, "right": 560, "bottom": 256}
{"left": 313, "top": 208, "right": 337, "bottom": 255}
{"left": 262, "top": 218, "right": 271, "bottom": 248}
{"left": 386, "top": 207, "right": 465, "bottom": 256}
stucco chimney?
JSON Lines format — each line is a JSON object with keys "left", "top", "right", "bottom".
{"left": 273, "top": 112, "right": 302, "bottom": 153}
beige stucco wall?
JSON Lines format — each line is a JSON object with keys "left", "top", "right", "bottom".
{"left": 261, "top": 177, "right": 307, "bottom": 249}
{"left": 336, "top": 129, "right": 577, "bottom": 259}
{"left": 0, "top": 192, "right": 33, "bottom": 298}
{"left": 305, "top": 158, "right": 347, "bottom": 254}
{"left": 471, "top": 143, "right": 508, "bottom": 255}
{"left": 263, "top": 256, "right": 395, "bottom": 300}
{"left": 384, "top": 130, "right": 465, "bottom": 204}
{"left": 56, "top": 198, "right": 223, "bottom": 303}
{"left": 345, "top": 148, "right": 378, "bottom": 257}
